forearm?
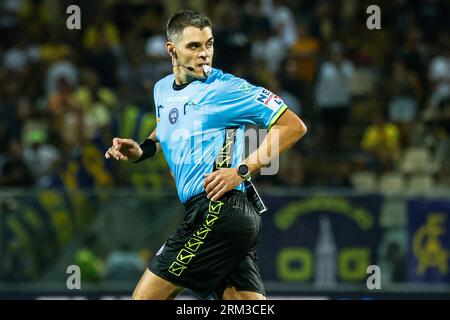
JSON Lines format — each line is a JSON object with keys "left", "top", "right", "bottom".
{"left": 133, "top": 129, "right": 161, "bottom": 162}
{"left": 148, "top": 128, "right": 162, "bottom": 154}
{"left": 106, "top": 128, "right": 162, "bottom": 162}
{"left": 243, "top": 126, "right": 299, "bottom": 175}
{"left": 243, "top": 111, "right": 307, "bottom": 175}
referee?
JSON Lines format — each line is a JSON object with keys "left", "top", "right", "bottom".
{"left": 105, "top": 10, "right": 307, "bottom": 300}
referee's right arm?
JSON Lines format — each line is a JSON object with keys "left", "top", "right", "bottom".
{"left": 148, "top": 128, "right": 162, "bottom": 154}
{"left": 105, "top": 128, "right": 161, "bottom": 162}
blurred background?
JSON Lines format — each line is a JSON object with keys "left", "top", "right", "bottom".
{"left": 0, "top": 0, "right": 449, "bottom": 299}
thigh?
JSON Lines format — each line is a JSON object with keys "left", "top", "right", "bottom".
{"left": 222, "top": 286, "right": 266, "bottom": 300}
{"left": 214, "top": 250, "right": 266, "bottom": 300}
{"left": 132, "top": 269, "right": 183, "bottom": 300}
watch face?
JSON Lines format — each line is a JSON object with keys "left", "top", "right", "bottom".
{"left": 238, "top": 164, "right": 249, "bottom": 176}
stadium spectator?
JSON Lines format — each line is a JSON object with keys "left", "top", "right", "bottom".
{"left": 45, "top": 59, "right": 79, "bottom": 97}
{"left": 0, "top": 139, "right": 34, "bottom": 187}
{"left": 427, "top": 35, "right": 450, "bottom": 110}
{"left": 74, "top": 234, "right": 105, "bottom": 282}
{"left": 22, "top": 127, "right": 60, "bottom": 181}
{"left": 73, "top": 69, "right": 117, "bottom": 139}
{"left": 47, "top": 76, "right": 85, "bottom": 149}
{"left": 361, "top": 112, "right": 401, "bottom": 174}
{"left": 314, "top": 41, "right": 354, "bottom": 153}
{"left": 388, "top": 59, "right": 422, "bottom": 148}
{"left": 83, "top": 14, "right": 121, "bottom": 88}
{"left": 288, "top": 22, "right": 320, "bottom": 86}
{"left": 104, "top": 243, "right": 145, "bottom": 282}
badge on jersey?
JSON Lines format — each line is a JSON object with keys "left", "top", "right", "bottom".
{"left": 255, "top": 88, "right": 284, "bottom": 112}
{"left": 169, "top": 108, "right": 179, "bottom": 124}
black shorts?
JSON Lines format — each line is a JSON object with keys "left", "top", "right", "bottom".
{"left": 148, "top": 189, "right": 265, "bottom": 299}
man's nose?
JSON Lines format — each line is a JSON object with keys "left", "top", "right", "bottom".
{"left": 199, "top": 47, "right": 209, "bottom": 59}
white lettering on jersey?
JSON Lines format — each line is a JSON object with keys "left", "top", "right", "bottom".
{"left": 167, "top": 96, "right": 189, "bottom": 103}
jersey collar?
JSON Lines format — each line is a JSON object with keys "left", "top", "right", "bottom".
{"left": 172, "top": 80, "right": 192, "bottom": 91}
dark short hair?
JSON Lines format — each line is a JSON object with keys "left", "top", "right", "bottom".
{"left": 166, "top": 10, "right": 212, "bottom": 42}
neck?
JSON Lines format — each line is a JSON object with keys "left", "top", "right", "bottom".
{"left": 174, "top": 66, "right": 199, "bottom": 85}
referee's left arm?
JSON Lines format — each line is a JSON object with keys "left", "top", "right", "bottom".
{"left": 204, "top": 108, "right": 307, "bottom": 200}
{"left": 243, "top": 108, "right": 307, "bottom": 176}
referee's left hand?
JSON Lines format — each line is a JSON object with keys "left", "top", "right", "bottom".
{"left": 203, "top": 168, "right": 244, "bottom": 201}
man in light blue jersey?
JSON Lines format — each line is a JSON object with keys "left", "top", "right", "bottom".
{"left": 105, "top": 10, "right": 307, "bottom": 300}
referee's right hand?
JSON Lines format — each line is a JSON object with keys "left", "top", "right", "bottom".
{"left": 105, "top": 137, "right": 142, "bottom": 162}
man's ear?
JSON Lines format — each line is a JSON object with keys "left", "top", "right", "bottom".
{"left": 166, "top": 42, "right": 175, "bottom": 57}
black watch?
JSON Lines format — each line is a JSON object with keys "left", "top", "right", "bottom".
{"left": 237, "top": 163, "right": 251, "bottom": 181}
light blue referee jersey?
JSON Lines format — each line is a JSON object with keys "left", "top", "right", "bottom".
{"left": 153, "top": 68, "right": 288, "bottom": 203}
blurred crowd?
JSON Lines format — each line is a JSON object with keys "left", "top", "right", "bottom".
{"left": 0, "top": 0, "right": 449, "bottom": 191}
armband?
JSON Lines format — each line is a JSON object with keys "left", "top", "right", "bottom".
{"left": 134, "top": 139, "right": 157, "bottom": 163}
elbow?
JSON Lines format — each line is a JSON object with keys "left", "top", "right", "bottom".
{"left": 275, "top": 109, "right": 307, "bottom": 143}
{"left": 294, "top": 118, "right": 307, "bottom": 142}
{"left": 299, "top": 120, "right": 308, "bottom": 138}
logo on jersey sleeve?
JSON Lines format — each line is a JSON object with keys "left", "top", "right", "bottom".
{"left": 169, "top": 108, "right": 179, "bottom": 124}
{"left": 255, "top": 88, "right": 284, "bottom": 111}
{"left": 238, "top": 80, "right": 253, "bottom": 94}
